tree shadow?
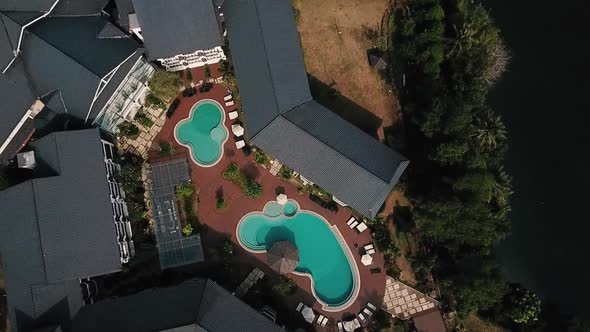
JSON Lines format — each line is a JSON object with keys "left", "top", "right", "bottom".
{"left": 242, "top": 162, "right": 260, "bottom": 181}
{"left": 275, "top": 186, "right": 285, "bottom": 195}
{"left": 215, "top": 187, "right": 224, "bottom": 201}
{"left": 307, "top": 74, "right": 383, "bottom": 138}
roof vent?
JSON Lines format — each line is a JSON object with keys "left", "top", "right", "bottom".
{"left": 16, "top": 150, "right": 36, "bottom": 169}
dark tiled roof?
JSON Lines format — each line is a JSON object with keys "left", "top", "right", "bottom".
{"left": 0, "top": 60, "right": 37, "bottom": 154}
{"left": 224, "top": 0, "right": 409, "bottom": 218}
{"left": 50, "top": 0, "right": 110, "bottom": 16}
{"left": 0, "top": 0, "right": 55, "bottom": 12}
{"left": 113, "top": 0, "right": 135, "bottom": 30}
{"left": 223, "top": 0, "right": 311, "bottom": 137}
{"left": 0, "top": 129, "right": 122, "bottom": 332}
{"left": 71, "top": 279, "right": 283, "bottom": 332}
{"left": 0, "top": 12, "right": 22, "bottom": 69}
{"left": 131, "top": 0, "right": 223, "bottom": 60}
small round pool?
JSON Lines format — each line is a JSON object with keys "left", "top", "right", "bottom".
{"left": 283, "top": 201, "right": 298, "bottom": 216}
{"left": 236, "top": 199, "right": 360, "bottom": 311}
{"left": 174, "top": 99, "right": 228, "bottom": 167}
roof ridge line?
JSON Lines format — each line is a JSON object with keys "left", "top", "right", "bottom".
{"left": 282, "top": 99, "right": 400, "bottom": 182}
{"left": 26, "top": 17, "right": 104, "bottom": 80}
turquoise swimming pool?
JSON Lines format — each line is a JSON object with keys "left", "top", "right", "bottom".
{"left": 237, "top": 200, "right": 358, "bottom": 310}
{"left": 174, "top": 100, "right": 228, "bottom": 167}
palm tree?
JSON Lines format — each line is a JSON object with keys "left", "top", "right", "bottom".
{"left": 491, "top": 167, "right": 513, "bottom": 206}
{"left": 472, "top": 110, "right": 506, "bottom": 148}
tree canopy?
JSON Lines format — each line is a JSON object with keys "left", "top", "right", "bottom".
{"left": 391, "top": 0, "right": 513, "bottom": 318}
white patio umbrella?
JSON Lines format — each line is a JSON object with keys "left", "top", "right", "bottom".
{"left": 302, "top": 306, "right": 315, "bottom": 323}
{"left": 276, "top": 193, "right": 288, "bottom": 205}
{"left": 232, "top": 124, "right": 244, "bottom": 137}
{"left": 361, "top": 254, "right": 373, "bottom": 266}
{"left": 343, "top": 320, "right": 356, "bottom": 332}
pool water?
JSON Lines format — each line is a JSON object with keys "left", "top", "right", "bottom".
{"left": 238, "top": 200, "right": 355, "bottom": 307}
{"left": 175, "top": 100, "right": 228, "bottom": 166}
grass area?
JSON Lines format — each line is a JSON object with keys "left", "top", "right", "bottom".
{"left": 292, "top": 0, "right": 399, "bottom": 139}
{"left": 458, "top": 315, "right": 506, "bottom": 332}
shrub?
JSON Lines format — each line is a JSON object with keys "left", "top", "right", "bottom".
{"left": 182, "top": 224, "right": 193, "bottom": 236}
{"left": 176, "top": 183, "right": 194, "bottom": 199}
{"left": 148, "top": 69, "right": 182, "bottom": 102}
{"left": 134, "top": 111, "right": 153, "bottom": 128}
{"left": 223, "top": 163, "right": 263, "bottom": 198}
{"left": 158, "top": 141, "right": 176, "bottom": 157}
{"left": 185, "top": 68, "right": 193, "bottom": 83}
{"left": 272, "top": 276, "right": 297, "bottom": 296}
{"left": 118, "top": 121, "right": 139, "bottom": 138}
{"left": 279, "top": 166, "right": 293, "bottom": 180}
{"left": 216, "top": 197, "right": 225, "bottom": 210}
{"left": 204, "top": 63, "right": 211, "bottom": 80}
{"left": 254, "top": 151, "right": 267, "bottom": 164}
{"left": 145, "top": 93, "right": 165, "bottom": 109}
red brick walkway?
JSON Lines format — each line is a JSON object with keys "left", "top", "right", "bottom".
{"left": 149, "top": 76, "right": 386, "bottom": 325}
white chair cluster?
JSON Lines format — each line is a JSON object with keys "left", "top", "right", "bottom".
{"left": 346, "top": 216, "right": 367, "bottom": 233}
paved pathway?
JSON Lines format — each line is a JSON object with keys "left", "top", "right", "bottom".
{"left": 382, "top": 276, "right": 440, "bottom": 320}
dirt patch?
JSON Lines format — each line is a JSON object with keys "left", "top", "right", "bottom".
{"left": 293, "top": 0, "right": 399, "bottom": 140}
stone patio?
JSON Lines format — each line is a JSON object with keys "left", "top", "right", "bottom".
{"left": 382, "top": 276, "right": 440, "bottom": 320}
{"left": 118, "top": 105, "right": 166, "bottom": 159}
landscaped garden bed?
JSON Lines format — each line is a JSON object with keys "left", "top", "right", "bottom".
{"left": 223, "top": 163, "right": 263, "bottom": 198}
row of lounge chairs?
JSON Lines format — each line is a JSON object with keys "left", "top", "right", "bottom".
{"left": 337, "top": 303, "right": 378, "bottom": 332}
{"left": 346, "top": 216, "right": 367, "bottom": 233}
{"left": 223, "top": 92, "right": 246, "bottom": 150}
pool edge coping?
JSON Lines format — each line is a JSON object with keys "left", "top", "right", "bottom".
{"left": 235, "top": 199, "right": 361, "bottom": 313}
{"left": 173, "top": 98, "right": 229, "bottom": 168}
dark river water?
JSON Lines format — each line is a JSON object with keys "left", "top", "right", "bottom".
{"left": 483, "top": 0, "right": 590, "bottom": 321}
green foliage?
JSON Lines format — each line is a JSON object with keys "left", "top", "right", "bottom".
{"left": 117, "top": 121, "right": 139, "bottom": 138}
{"left": 116, "top": 156, "right": 146, "bottom": 222}
{"left": 367, "top": 309, "right": 393, "bottom": 332}
{"left": 279, "top": 166, "right": 293, "bottom": 180}
{"left": 157, "top": 141, "right": 176, "bottom": 157}
{"left": 216, "top": 197, "right": 225, "bottom": 210}
{"left": 148, "top": 69, "right": 182, "bottom": 102}
{"left": 272, "top": 276, "right": 297, "bottom": 296}
{"left": 506, "top": 286, "right": 541, "bottom": 325}
{"left": 223, "top": 163, "right": 263, "bottom": 198}
{"left": 391, "top": 0, "right": 513, "bottom": 317}
{"left": 182, "top": 224, "right": 193, "bottom": 236}
{"left": 223, "top": 239, "right": 233, "bottom": 256}
{"left": 204, "top": 63, "right": 211, "bottom": 80}
{"left": 175, "top": 183, "right": 194, "bottom": 199}
{"left": 254, "top": 150, "right": 267, "bottom": 164}
{"left": 134, "top": 111, "right": 153, "bottom": 128}
{"left": 185, "top": 68, "right": 193, "bottom": 83}
{"left": 145, "top": 93, "right": 166, "bottom": 109}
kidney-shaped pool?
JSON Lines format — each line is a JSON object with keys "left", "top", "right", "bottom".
{"left": 236, "top": 200, "right": 360, "bottom": 311}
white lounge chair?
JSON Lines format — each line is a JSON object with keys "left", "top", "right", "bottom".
{"left": 346, "top": 216, "right": 356, "bottom": 226}
{"left": 364, "top": 244, "right": 374, "bottom": 251}
{"left": 235, "top": 140, "right": 245, "bottom": 149}
{"left": 356, "top": 222, "right": 368, "bottom": 233}
{"left": 225, "top": 100, "right": 235, "bottom": 107}
{"left": 228, "top": 111, "right": 238, "bottom": 120}
{"left": 223, "top": 94, "right": 233, "bottom": 101}
{"left": 366, "top": 248, "right": 376, "bottom": 255}
{"left": 364, "top": 307, "right": 373, "bottom": 317}
{"left": 316, "top": 314, "right": 325, "bottom": 326}
{"left": 321, "top": 316, "right": 328, "bottom": 327}
{"left": 296, "top": 302, "right": 303, "bottom": 312}
{"left": 353, "top": 318, "right": 361, "bottom": 328}
{"left": 358, "top": 312, "right": 366, "bottom": 323}
{"left": 337, "top": 321, "right": 343, "bottom": 332}
{"left": 349, "top": 221, "right": 358, "bottom": 229}
{"left": 367, "top": 302, "right": 377, "bottom": 311}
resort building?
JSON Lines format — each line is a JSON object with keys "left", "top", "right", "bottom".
{"left": 130, "top": 0, "right": 226, "bottom": 71}
{"left": 223, "top": 0, "right": 409, "bottom": 218}
{"left": 0, "top": 129, "right": 133, "bottom": 332}
{"left": 0, "top": 0, "right": 154, "bottom": 164}
{"left": 70, "top": 279, "right": 283, "bottom": 332}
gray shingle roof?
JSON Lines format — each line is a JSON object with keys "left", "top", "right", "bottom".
{"left": 71, "top": 279, "right": 283, "bottom": 332}
{"left": 0, "top": 12, "right": 22, "bottom": 69}
{"left": 224, "top": 0, "right": 409, "bottom": 218}
{"left": 224, "top": 0, "right": 311, "bottom": 137}
{"left": 131, "top": 0, "right": 223, "bottom": 60}
{"left": 0, "top": 129, "right": 122, "bottom": 332}
{"left": 0, "top": 0, "right": 55, "bottom": 12}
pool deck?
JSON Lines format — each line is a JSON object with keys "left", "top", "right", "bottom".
{"left": 149, "top": 66, "right": 386, "bottom": 325}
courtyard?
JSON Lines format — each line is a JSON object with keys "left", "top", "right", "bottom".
{"left": 147, "top": 66, "right": 388, "bottom": 328}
